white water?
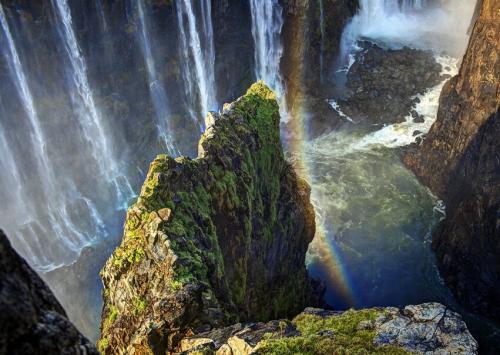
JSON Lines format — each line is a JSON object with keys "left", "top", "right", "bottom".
{"left": 0, "top": 5, "right": 51, "bottom": 178}
{"left": 53, "top": 0, "right": 134, "bottom": 202}
{"left": 328, "top": 99, "right": 354, "bottom": 123}
{"left": 53, "top": 0, "right": 114, "bottom": 174}
{"left": 0, "top": 1, "right": 135, "bottom": 271}
{"left": 249, "top": 0, "right": 287, "bottom": 118}
{"left": 137, "top": 0, "right": 177, "bottom": 154}
{"left": 319, "top": 0, "right": 326, "bottom": 82}
{"left": 354, "top": 55, "right": 459, "bottom": 150}
{"left": 341, "top": 0, "right": 475, "bottom": 60}
{"left": 1, "top": 4, "right": 76, "bottom": 269}
{"left": 176, "top": 0, "right": 217, "bottom": 128}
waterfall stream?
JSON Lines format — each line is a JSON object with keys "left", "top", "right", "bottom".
{"left": 52, "top": 0, "right": 134, "bottom": 204}
{"left": 176, "top": 0, "right": 217, "bottom": 129}
{"left": 249, "top": 0, "right": 285, "bottom": 104}
{"left": 319, "top": 0, "right": 326, "bottom": 82}
{"left": 1, "top": 3, "right": 83, "bottom": 269}
{"left": 136, "top": 0, "right": 177, "bottom": 154}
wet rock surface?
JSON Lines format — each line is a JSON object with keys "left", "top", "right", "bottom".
{"left": 0, "top": 230, "right": 98, "bottom": 355}
{"left": 179, "top": 303, "right": 477, "bottom": 355}
{"left": 337, "top": 41, "right": 443, "bottom": 125}
{"left": 403, "top": 0, "right": 500, "bottom": 320}
{"left": 99, "top": 83, "right": 319, "bottom": 354}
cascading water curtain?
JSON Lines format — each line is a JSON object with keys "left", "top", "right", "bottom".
{"left": 249, "top": 0, "right": 287, "bottom": 119}
{"left": 176, "top": 0, "right": 217, "bottom": 130}
{"left": 0, "top": 1, "right": 135, "bottom": 271}
{"left": 136, "top": 0, "right": 177, "bottom": 155}
{"left": 249, "top": 0, "right": 284, "bottom": 96}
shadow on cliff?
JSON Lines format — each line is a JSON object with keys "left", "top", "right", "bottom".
{"left": 432, "top": 106, "right": 500, "bottom": 320}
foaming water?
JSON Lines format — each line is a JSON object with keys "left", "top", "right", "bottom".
{"left": 341, "top": 0, "right": 475, "bottom": 59}
{"left": 304, "top": 49, "right": 459, "bottom": 309}
{"left": 304, "top": 126, "right": 449, "bottom": 308}
{"left": 355, "top": 55, "right": 459, "bottom": 149}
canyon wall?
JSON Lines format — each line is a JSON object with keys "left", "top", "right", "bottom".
{"left": 99, "top": 83, "right": 319, "bottom": 354}
{"left": 404, "top": 0, "right": 500, "bottom": 318}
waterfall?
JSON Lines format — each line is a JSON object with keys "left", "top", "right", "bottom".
{"left": 0, "top": 1, "right": 136, "bottom": 271}
{"left": 53, "top": 0, "right": 113, "bottom": 174}
{"left": 52, "top": 0, "right": 133, "bottom": 203}
{"left": 341, "top": 0, "right": 474, "bottom": 57}
{"left": 319, "top": 0, "right": 326, "bottom": 82}
{"left": 249, "top": 0, "right": 284, "bottom": 96}
{"left": 136, "top": 0, "right": 177, "bottom": 154}
{"left": 249, "top": 0, "right": 287, "bottom": 119}
{"left": 0, "top": 3, "right": 107, "bottom": 270}
{"left": 176, "top": 0, "right": 217, "bottom": 129}
{"left": 95, "top": 0, "right": 108, "bottom": 32}
{"left": 0, "top": 5, "right": 51, "bottom": 177}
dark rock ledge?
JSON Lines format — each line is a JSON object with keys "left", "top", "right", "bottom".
{"left": 0, "top": 230, "right": 98, "bottom": 355}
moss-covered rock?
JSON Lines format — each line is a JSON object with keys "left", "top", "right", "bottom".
{"left": 99, "top": 82, "right": 318, "bottom": 354}
{"left": 180, "top": 303, "right": 477, "bottom": 355}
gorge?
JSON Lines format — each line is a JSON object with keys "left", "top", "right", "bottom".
{"left": 0, "top": 0, "right": 498, "bottom": 354}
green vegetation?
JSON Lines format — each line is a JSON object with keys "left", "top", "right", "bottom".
{"left": 98, "top": 337, "right": 109, "bottom": 353}
{"left": 256, "top": 310, "right": 411, "bottom": 355}
{"left": 101, "top": 82, "right": 310, "bottom": 349}
{"left": 134, "top": 298, "right": 147, "bottom": 315}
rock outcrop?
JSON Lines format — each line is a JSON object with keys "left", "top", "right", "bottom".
{"left": 179, "top": 303, "right": 478, "bottom": 354}
{"left": 403, "top": 0, "right": 500, "bottom": 318}
{"left": 338, "top": 41, "right": 444, "bottom": 125}
{"left": 0, "top": 230, "right": 98, "bottom": 354}
{"left": 99, "top": 83, "right": 318, "bottom": 354}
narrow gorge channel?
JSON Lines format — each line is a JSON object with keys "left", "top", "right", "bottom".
{"left": 0, "top": 0, "right": 498, "bottom": 353}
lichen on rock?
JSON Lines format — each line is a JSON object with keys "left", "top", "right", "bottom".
{"left": 179, "top": 303, "right": 478, "bottom": 355}
{"left": 99, "top": 82, "right": 318, "bottom": 354}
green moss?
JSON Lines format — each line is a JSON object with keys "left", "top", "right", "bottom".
{"left": 256, "top": 310, "right": 411, "bottom": 355}
{"left": 102, "top": 305, "right": 119, "bottom": 332}
{"left": 105, "top": 81, "right": 304, "bottom": 336}
{"left": 134, "top": 298, "right": 147, "bottom": 315}
{"left": 98, "top": 337, "right": 109, "bottom": 353}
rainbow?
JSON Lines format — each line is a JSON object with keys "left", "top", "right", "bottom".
{"left": 279, "top": 6, "right": 358, "bottom": 309}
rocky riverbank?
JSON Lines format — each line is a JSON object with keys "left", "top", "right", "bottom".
{"left": 335, "top": 41, "right": 444, "bottom": 125}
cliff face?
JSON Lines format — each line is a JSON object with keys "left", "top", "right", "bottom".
{"left": 99, "top": 83, "right": 318, "bottom": 354}
{"left": 403, "top": 0, "right": 500, "bottom": 318}
{"left": 0, "top": 230, "right": 98, "bottom": 354}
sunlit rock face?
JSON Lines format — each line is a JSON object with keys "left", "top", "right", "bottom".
{"left": 404, "top": 0, "right": 500, "bottom": 319}
{"left": 0, "top": 230, "right": 98, "bottom": 354}
{"left": 99, "top": 83, "right": 320, "bottom": 354}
